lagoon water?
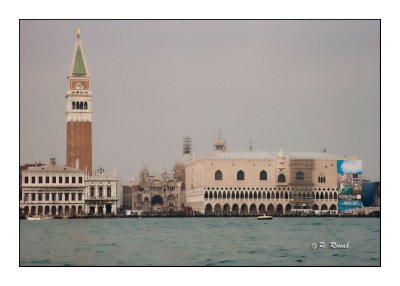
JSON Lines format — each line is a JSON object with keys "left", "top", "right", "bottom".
{"left": 20, "top": 217, "right": 380, "bottom": 266}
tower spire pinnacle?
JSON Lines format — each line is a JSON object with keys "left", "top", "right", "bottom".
{"left": 70, "top": 28, "right": 88, "bottom": 77}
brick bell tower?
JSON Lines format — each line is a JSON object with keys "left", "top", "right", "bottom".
{"left": 66, "top": 28, "right": 92, "bottom": 175}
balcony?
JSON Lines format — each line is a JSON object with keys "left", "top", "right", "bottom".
{"left": 86, "top": 196, "right": 117, "bottom": 201}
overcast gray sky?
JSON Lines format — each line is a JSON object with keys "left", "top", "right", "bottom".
{"left": 20, "top": 20, "right": 380, "bottom": 183}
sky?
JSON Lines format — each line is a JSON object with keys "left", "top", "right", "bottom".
{"left": 20, "top": 20, "right": 380, "bottom": 183}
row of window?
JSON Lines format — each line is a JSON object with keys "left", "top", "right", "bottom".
{"left": 204, "top": 190, "right": 338, "bottom": 200}
{"left": 24, "top": 192, "right": 83, "bottom": 202}
{"left": 72, "top": 101, "right": 88, "bottom": 110}
{"left": 215, "top": 170, "right": 288, "bottom": 182}
{"left": 214, "top": 170, "right": 327, "bottom": 183}
{"left": 206, "top": 186, "right": 337, "bottom": 191}
{"left": 24, "top": 176, "right": 83, "bottom": 185}
{"left": 89, "top": 186, "right": 112, "bottom": 197}
{"left": 149, "top": 187, "right": 176, "bottom": 191}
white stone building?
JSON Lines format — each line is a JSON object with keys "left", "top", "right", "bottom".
{"left": 20, "top": 156, "right": 86, "bottom": 216}
{"left": 185, "top": 134, "right": 359, "bottom": 215}
{"left": 85, "top": 172, "right": 119, "bottom": 215}
{"left": 20, "top": 157, "right": 119, "bottom": 216}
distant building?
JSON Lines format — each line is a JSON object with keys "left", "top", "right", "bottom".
{"left": 131, "top": 167, "right": 186, "bottom": 214}
{"left": 20, "top": 156, "right": 86, "bottom": 216}
{"left": 362, "top": 180, "right": 381, "bottom": 207}
{"left": 121, "top": 185, "right": 133, "bottom": 210}
{"left": 85, "top": 167, "right": 119, "bottom": 214}
{"left": 20, "top": 156, "right": 119, "bottom": 216}
{"left": 19, "top": 162, "right": 45, "bottom": 203}
{"left": 185, "top": 133, "right": 357, "bottom": 215}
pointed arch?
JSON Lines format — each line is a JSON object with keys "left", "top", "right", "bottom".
{"left": 215, "top": 170, "right": 223, "bottom": 180}
{"left": 260, "top": 170, "right": 267, "bottom": 180}
{"left": 259, "top": 204, "right": 266, "bottom": 214}
{"left": 204, "top": 191, "right": 208, "bottom": 199}
{"left": 237, "top": 170, "right": 245, "bottom": 180}
{"left": 223, "top": 191, "right": 226, "bottom": 199}
{"left": 278, "top": 174, "right": 286, "bottom": 183}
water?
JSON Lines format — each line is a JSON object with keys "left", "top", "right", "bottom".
{"left": 20, "top": 217, "right": 380, "bottom": 266}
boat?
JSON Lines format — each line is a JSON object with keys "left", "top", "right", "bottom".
{"left": 26, "top": 215, "right": 54, "bottom": 221}
{"left": 257, "top": 215, "right": 273, "bottom": 220}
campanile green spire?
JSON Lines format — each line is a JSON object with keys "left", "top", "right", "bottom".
{"left": 71, "top": 28, "right": 88, "bottom": 77}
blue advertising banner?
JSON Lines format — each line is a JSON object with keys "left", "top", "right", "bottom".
{"left": 337, "top": 160, "right": 363, "bottom": 211}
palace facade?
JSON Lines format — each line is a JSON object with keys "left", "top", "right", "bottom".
{"left": 185, "top": 135, "right": 356, "bottom": 215}
{"left": 20, "top": 157, "right": 119, "bottom": 216}
{"left": 20, "top": 157, "right": 86, "bottom": 216}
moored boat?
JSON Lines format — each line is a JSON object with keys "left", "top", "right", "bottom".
{"left": 257, "top": 215, "right": 273, "bottom": 220}
{"left": 26, "top": 215, "right": 54, "bottom": 221}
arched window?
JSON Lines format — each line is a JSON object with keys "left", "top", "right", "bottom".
{"left": 107, "top": 187, "right": 111, "bottom": 197}
{"left": 318, "top": 176, "right": 321, "bottom": 183}
{"left": 84, "top": 102, "right": 88, "bottom": 109}
{"left": 72, "top": 102, "right": 75, "bottom": 109}
{"left": 76, "top": 102, "right": 80, "bottom": 109}
{"left": 278, "top": 174, "right": 286, "bottom": 183}
{"left": 296, "top": 171, "right": 304, "bottom": 181}
{"left": 209, "top": 191, "right": 213, "bottom": 199}
{"left": 99, "top": 187, "right": 103, "bottom": 197}
{"left": 237, "top": 170, "right": 245, "bottom": 180}
{"left": 215, "top": 170, "right": 223, "bottom": 180}
{"left": 260, "top": 170, "right": 267, "bottom": 180}
{"left": 204, "top": 191, "right": 208, "bottom": 199}
{"left": 80, "top": 102, "right": 83, "bottom": 109}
